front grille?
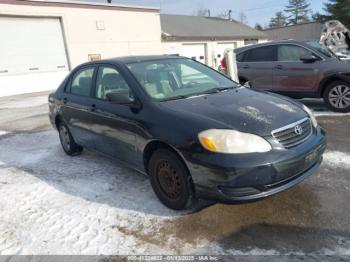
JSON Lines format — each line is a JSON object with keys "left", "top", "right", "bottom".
{"left": 272, "top": 118, "right": 312, "bottom": 149}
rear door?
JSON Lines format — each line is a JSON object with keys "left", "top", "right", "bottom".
{"left": 237, "top": 45, "right": 276, "bottom": 90}
{"left": 273, "top": 44, "right": 321, "bottom": 92}
{"left": 61, "top": 66, "right": 97, "bottom": 148}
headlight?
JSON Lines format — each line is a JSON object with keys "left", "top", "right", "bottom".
{"left": 198, "top": 129, "right": 272, "bottom": 154}
{"left": 303, "top": 105, "right": 318, "bottom": 128}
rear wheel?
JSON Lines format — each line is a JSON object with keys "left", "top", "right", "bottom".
{"left": 148, "top": 149, "right": 195, "bottom": 210}
{"left": 58, "top": 122, "right": 83, "bottom": 156}
{"left": 324, "top": 81, "right": 350, "bottom": 113}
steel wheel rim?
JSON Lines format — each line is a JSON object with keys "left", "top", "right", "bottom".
{"left": 156, "top": 160, "right": 182, "bottom": 200}
{"left": 329, "top": 85, "right": 350, "bottom": 109}
{"left": 59, "top": 125, "right": 71, "bottom": 151}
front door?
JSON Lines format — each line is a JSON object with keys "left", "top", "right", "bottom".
{"left": 273, "top": 44, "right": 321, "bottom": 93}
{"left": 89, "top": 65, "right": 142, "bottom": 167}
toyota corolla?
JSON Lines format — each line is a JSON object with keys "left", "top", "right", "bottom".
{"left": 49, "top": 56, "right": 326, "bottom": 210}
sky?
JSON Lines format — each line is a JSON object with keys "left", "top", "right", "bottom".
{"left": 82, "top": 0, "right": 328, "bottom": 27}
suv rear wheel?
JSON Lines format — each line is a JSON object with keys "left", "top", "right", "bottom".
{"left": 324, "top": 81, "right": 350, "bottom": 113}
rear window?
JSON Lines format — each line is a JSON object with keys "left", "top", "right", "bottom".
{"left": 244, "top": 46, "right": 275, "bottom": 62}
{"left": 68, "top": 67, "right": 95, "bottom": 97}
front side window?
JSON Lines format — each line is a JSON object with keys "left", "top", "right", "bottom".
{"left": 236, "top": 52, "right": 245, "bottom": 62}
{"left": 69, "top": 67, "right": 94, "bottom": 97}
{"left": 277, "top": 45, "right": 313, "bottom": 61}
{"left": 95, "top": 66, "right": 132, "bottom": 100}
{"left": 127, "top": 58, "right": 235, "bottom": 101}
{"left": 307, "top": 41, "right": 336, "bottom": 58}
{"left": 244, "top": 46, "right": 275, "bottom": 62}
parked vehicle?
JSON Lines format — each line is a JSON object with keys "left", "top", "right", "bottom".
{"left": 336, "top": 49, "right": 350, "bottom": 62}
{"left": 49, "top": 56, "right": 326, "bottom": 210}
{"left": 221, "top": 40, "right": 350, "bottom": 112}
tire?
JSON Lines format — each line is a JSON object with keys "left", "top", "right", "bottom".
{"left": 58, "top": 122, "right": 83, "bottom": 156}
{"left": 323, "top": 81, "right": 350, "bottom": 113}
{"left": 148, "top": 148, "right": 195, "bottom": 210}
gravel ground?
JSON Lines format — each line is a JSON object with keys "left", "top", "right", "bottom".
{"left": 0, "top": 92, "right": 349, "bottom": 256}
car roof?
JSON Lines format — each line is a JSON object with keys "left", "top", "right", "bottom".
{"left": 78, "top": 55, "right": 186, "bottom": 67}
{"left": 234, "top": 39, "right": 308, "bottom": 53}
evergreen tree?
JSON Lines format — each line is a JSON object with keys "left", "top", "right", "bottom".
{"left": 323, "top": 0, "right": 350, "bottom": 28}
{"left": 255, "top": 24, "right": 263, "bottom": 30}
{"left": 269, "top": 12, "right": 288, "bottom": 28}
{"left": 284, "top": 0, "right": 311, "bottom": 25}
{"left": 312, "top": 12, "right": 325, "bottom": 23}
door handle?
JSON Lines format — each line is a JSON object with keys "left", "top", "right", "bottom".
{"left": 243, "top": 65, "right": 250, "bottom": 69}
{"left": 90, "top": 104, "right": 96, "bottom": 112}
{"left": 275, "top": 65, "right": 283, "bottom": 70}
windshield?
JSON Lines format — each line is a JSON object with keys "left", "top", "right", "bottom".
{"left": 127, "top": 58, "right": 236, "bottom": 101}
{"left": 306, "top": 41, "right": 337, "bottom": 58}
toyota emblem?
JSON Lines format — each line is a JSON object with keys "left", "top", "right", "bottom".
{"left": 294, "top": 125, "right": 303, "bottom": 135}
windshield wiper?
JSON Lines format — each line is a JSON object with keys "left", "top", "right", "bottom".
{"left": 160, "top": 95, "right": 188, "bottom": 102}
{"left": 198, "top": 86, "right": 236, "bottom": 95}
{"left": 159, "top": 86, "right": 236, "bottom": 102}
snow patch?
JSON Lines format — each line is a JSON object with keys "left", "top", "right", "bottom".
{"left": 323, "top": 151, "right": 350, "bottom": 169}
{"left": 238, "top": 106, "right": 272, "bottom": 124}
{"left": 0, "top": 130, "right": 8, "bottom": 136}
{"left": 314, "top": 111, "right": 350, "bottom": 117}
{"left": 0, "top": 96, "right": 47, "bottom": 109}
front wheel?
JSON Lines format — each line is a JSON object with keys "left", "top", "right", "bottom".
{"left": 148, "top": 149, "right": 195, "bottom": 210}
{"left": 58, "top": 122, "right": 83, "bottom": 156}
{"left": 324, "top": 81, "right": 350, "bottom": 113}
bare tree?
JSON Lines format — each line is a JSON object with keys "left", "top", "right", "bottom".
{"left": 196, "top": 7, "right": 210, "bottom": 17}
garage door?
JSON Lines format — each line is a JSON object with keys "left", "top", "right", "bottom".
{"left": 0, "top": 16, "right": 69, "bottom": 96}
{"left": 216, "top": 42, "right": 237, "bottom": 60}
{"left": 181, "top": 44, "right": 206, "bottom": 64}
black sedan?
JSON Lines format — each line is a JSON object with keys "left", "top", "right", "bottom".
{"left": 49, "top": 56, "right": 326, "bottom": 210}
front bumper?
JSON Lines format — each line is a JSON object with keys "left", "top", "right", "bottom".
{"left": 183, "top": 126, "right": 326, "bottom": 203}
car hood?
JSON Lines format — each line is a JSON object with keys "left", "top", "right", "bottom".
{"left": 160, "top": 87, "right": 308, "bottom": 137}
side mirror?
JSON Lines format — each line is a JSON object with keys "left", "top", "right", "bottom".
{"left": 300, "top": 55, "right": 320, "bottom": 63}
{"left": 106, "top": 90, "right": 134, "bottom": 104}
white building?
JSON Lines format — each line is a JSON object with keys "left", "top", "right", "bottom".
{"left": 0, "top": 0, "right": 162, "bottom": 97}
{"left": 161, "top": 14, "right": 268, "bottom": 68}
{"left": 0, "top": 1, "right": 268, "bottom": 97}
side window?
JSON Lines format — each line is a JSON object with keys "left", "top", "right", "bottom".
{"left": 278, "top": 45, "right": 313, "bottom": 61}
{"left": 236, "top": 52, "right": 245, "bottom": 62}
{"left": 95, "top": 66, "right": 132, "bottom": 100}
{"left": 69, "top": 67, "right": 94, "bottom": 97}
{"left": 245, "top": 46, "right": 275, "bottom": 62}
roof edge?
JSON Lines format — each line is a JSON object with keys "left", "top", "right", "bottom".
{"left": 0, "top": 0, "right": 160, "bottom": 12}
{"left": 263, "top": 21, "right": 323, "bottom": 31}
